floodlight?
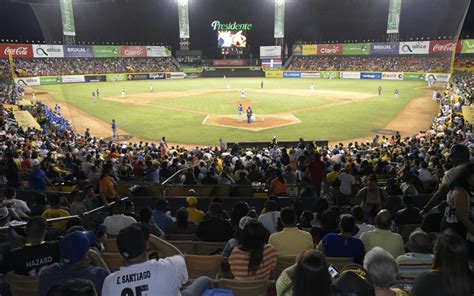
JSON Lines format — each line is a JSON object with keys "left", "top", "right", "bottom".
{"left": 178, "top": 0, "right": 188, "bottom": 6}
{"left": 275, "top": 0, "right": 284, "bottom": 5}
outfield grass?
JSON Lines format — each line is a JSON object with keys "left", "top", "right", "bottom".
{"left": 34, "top": 78, "right": 426, "bottom": 145}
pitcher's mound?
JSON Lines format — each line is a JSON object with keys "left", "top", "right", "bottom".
{"left": 203, "top": 113, "right": 301, "bottom": 131}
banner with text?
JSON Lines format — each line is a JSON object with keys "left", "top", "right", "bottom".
{"left": 40, "top": 76, "right": 62, "bottom": 84}
{"left": 360, "top": 72, "right": 382, "bottom": 79}
{"left": 387, "top": 0, "right": 402, "bottom": 33}
{"left": 283, "top": 72, "right": 301, "bottom": 78}
{"left": 106, "top": 74, "right": 127, "bottom": 82}
{"left": 60, "top": 0, "right": 76, "bottom": 36}
{"left": 301, "top": 72, "right": 320, "bottom": 78}
{"left": 148, "top": 73, "right": 166, "bottom": 79}
{"left": 62, "top": 75, "right": 85, "bottom": 83}
{"left": 399, "top": 41, "right": 430, "bottom": 54}
{"left": 84, "top": 75, "right": 106, "bottom": 82}
{"left": 178, "top": 0, "right": 190, "bottom": 39}
{"left": 0, "top": 44, "right": 33, "bottom": 58}
{"left": 212, "top": 59, "right": 245, "bottom": 66}
{"left": 429, "top": 40, "right": 456, "bottom": 54}
{"left": 146, "top": 46, "right": 171, "bottom": 57}
{"left": 260, "top": 46, "right": 282, "bottom": 58}
{"left": 382, "top": 72, "right": 404, "bottom": 80}
{"left": 461, "top": 39, "right": 474, "bottom": 54}
{"left": 403, "top": 73, "right": 426, "bottom": 81}
{"left": 302, "top": 45, "right": 318, "bottom": 56}
{"left": 121, "top": 46, "right": 147, "bottom": 58}
{"left": 92, "top": 46, "right": 120, "bottom": 58}
{"left": 425, "top": 73, "right": 451, "bottom": 82}
{"left": 320, "top": 71, "right": 340, "bottom": 79}
{"left": 370, "top": 42, "right": 399, "bottom": 55}
{"left": 274, "top": 0, "right": 285, "bottom": 38}
{"left": 64, "top": 45, "right": 93, "bottom": 58}
{"left": 318, "top": 44, "right": 343, "bottom": 55}
{"left": 343, "top": 43, "right": 370, "bottom": 55}
{"left": 265, "top": 71, "right": 283, "bottom": 78}
{"left": 33, "top": 45, "right": 64, "bottom": 58}
{"left": 340, "top": 72, "right": 361, "bottom": 79}
{"left": 14, "top": 77, "right": 40, "bottom": 86}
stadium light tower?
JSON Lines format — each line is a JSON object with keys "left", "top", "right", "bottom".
{"left": 386, "top": 0, "right": 401, "bottom": 42}
{"left": 274, "top": 0, "right": 285, "bottom": 49}
{"left": 177, "top": 0, "right": 190, "bottom": 50}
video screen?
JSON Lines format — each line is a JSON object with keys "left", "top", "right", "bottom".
{"left": 217, "top": 30, "right": 247, "bottom": 48}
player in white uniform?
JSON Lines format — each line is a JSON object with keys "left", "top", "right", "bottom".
{"left": 310, "top": 84, "right": 315, "bottom": 92}
{"left": 240, "top": 89, "right": 246, "bottom": 99}
{"left": 121, "top": 88, "right": 125, "bottom": 97}
{"left": 100, "top": 225, "right": 211, "bottom": 296}
{"left": 150, "top": 84, "right": 154, "bottom": 92}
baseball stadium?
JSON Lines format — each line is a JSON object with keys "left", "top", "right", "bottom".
{"left": 0, "top": 0, "right": 474, "bottom": 295}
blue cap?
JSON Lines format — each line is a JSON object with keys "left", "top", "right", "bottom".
{"left": 60, "top": 231, "right": 94, "bottom": 264}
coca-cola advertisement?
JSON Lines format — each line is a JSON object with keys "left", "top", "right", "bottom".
{"left": 0, "top": 44, "right": 33, "bottom": 58}
{"left": 121, "top": 46, "right": 147, "bottom": 58}
{"left": 429, "top": 40, "right": 456, "bottom": 54}
{"left": 318, "top": 44, "right": 343, "bottom": 55}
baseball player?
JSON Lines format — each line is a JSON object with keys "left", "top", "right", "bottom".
{"left": 96, "top": 88, "right": 100, "bottom": 99}
{"left": 227, "top": 81, "right": 230, "bottom": 89}
{"left": 246, "top": 106, "right": 253, "bottom": 124}
{"left": 310, "top": 84, "right": 315, "bottom": 92}
{"left": 91, "top": 91, "right": 96, "bottom": 103}
{"left": 150, "top": 84, "right": 154, "bottom": 92}
{"left": 111, "top": 119, "right": 117, "bottom": 139}
{"left": 240, "top": 89, "right": 246, "bottom": 99}
{"left": 237, "top": 103, "right": 243, "bottom": 121}
{"left": 121, "top": 88, "right": 125, "bottom": 98}
{"left": 378, "top": 86, "right": 382, "bottom": 96}
{"left": 394, "top": 88, "right": 399, "bottom": 99}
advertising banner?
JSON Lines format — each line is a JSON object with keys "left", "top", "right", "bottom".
{"left": 283, "top": 72, "right": 301, "bottom": 78}
{"left": 146, "top": 46, "right": 171, "bottom": 57}
{"left": 340, "top": 72, "right": 361, "bottom": 79}
{"left": 106, "top": 74, "right": 127, "bottom": 82}
{"left": 178, "top": 0, "right": 190, "bottom": 39}
{"left": 62, "top": 75, "right": 85, "bottom": 83}
{"left": 40, "top": 76, "right": 62, "bottom": 85}
{"left": 64, "top": 45, "right": 93, "bottom": 58}
{"left": 301, "top": 72, "right": 321, "bottom": 79}
{"left": 343, "top": 43, "right": 370, "bottom": 55}
{"left": 302, "top": 45, "right": 318, "bottom": 56}
{"left": 84, "top": 75, "right": 106, "bottom": 82}
{"left": 127, "top": 74, "right": 149, "bottom": 80}
{"left": 318, "top": 44, "right": 343, "bottom": 55}
{"left": 59, "top": 75, "right": 83, "bottom": 83}
{"left": 387, "top": 0, "right": 402, "bottom": 33}
{"left": 461, "top": 39, "right": 474, "bottom": 54}
{"left": 148, "top": 73, "right": 166, "bottom": 79}
{"left": 121, "top": 46, "right": 147, "bottom": 58}
{"left": 32, "top": 45, "right": 64, "bottom": 58}
{"left": 260, "top": 46, "right": 282, "bottom": 58}
{"left": 60, "top": 0, "right": 76, "bottom": 36}
{"left": 265, "top": 71, "right": 283, "bottom": 78}
{"left": 360, "top": 72, "right": 382, "bottom": 79}
{"left": 14, "top": 77, "right": 40, "bottom": 86}
{"left": 261, "top": 59, "right": 282, "bottom": 69}
{"left": 212, "top": 59, "right": 245, "bottom": 66}
{"left": 292, "top": 44, "right": 303, "bottom": 56}
{"left": 399, "top": 41, "right": 430, "bottom": 54}
{"left": 169, "top": 72, "right": 186, "bottom": 79}
{"left": 0, "top": 44, "right": 33, "bottom": 58}
{"left": 370, "top": 42, "right": 399, "bottom": 55}
{"left": 274, "top": 0, "right": 285, "bottom": 38}
{"left": 403, "top": 73, "right": 426, "bottom": 81}
{"left": 429, "top": 40, "right": 456, "bottom": 54}
{"left": 382, "top": 72, "right": 404, "bottom": 80}
{"left": 320, "top": 71, "right": 340, "bottom": 79}
{"left": 92, "top": 46, "right": 120, "bottom": 58}
{"left": 425, "top": 73, "right": 451, "bottom": 82}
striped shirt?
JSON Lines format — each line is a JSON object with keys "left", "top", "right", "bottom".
{"left": 229, "top": 244, "right": 278, "bottom": 280}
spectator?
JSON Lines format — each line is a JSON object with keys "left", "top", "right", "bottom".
{"left": 394, "top": 195, "right": 422, "bottom": 227}
{"left": 317, "top": 214, "right": 365, "bottom": 263}
{"left": 137, "top": 207, "right": 165, "bottom": 238}
{"left": 0, "top": 217, "right": 60, "bottom": 275}
{"left": 411, "top": 230, "right": 474, "bottom": 296}
{"left": 258, "top": 199, "right": 281, "bottom": 234}
{"left": 30, "top": 193, "right": 48, "bottom": 216}
{"left": 99, "top": 163, "right": 117, "bottom": 205}
{"left": 307, "top": 152, "right": 326, "bottom": 198}
{"left": 70, "top": 190, "right": 87, "bottom": 216}
{"left": 229, "top": 220, "right": 277, "bottom": 280}
{"left": 124, "top": 200, "right": 140, "bottom": 221}
{"left": 196, "top": 202, "right": 233, "bottom": 242}
{"left": 169, "top": 207, "right": 197, "bottom": 235}
{"left": 222, "top": 216, "right": 253, "bottom": 259}
{"left": 152, "top": 198, "right": 173, "bottom": 234}
{"left": 230, "top": 201, "right": 250, "bottom": 230}
{"left": 269, "top": 207, "right": 314, "bottom": 256}
{"left": 360, "top": 210, "right": 405, "bottom": 258}
{"left": 270, "top": 170, "right": 288, "bottom": 196}
{"left": 42, "top": 194, "right": 71, "bottom": 229}
{"left": 363, "top": 247, "right": 407, "bottom": 296}
{"left": 400, "top": 173, "right": 419, "bottom": 196}
{"left": 310, "top": 208, "right": 339, "bottom": 245}
{"left": 352, "top": 205, "right": 375, "bottom": 238}
{"left": 29, "top": 159, "right": 49, "bottom": 191}
{"left": 39, "top": 231, "right": 110, "bottom": 296}
{"left": 186, "top": 191, "right": 205, "bottom": 224}
{"left": 355, "top": 175, "right": 387, "bottom": 222}
{"left": 103, "top": 200, "right": 137, "bottom": 236}
{"left": 46, "top": 279, "right": 97, "bottom": 296}
{"left": 101, "top": 225, "right": 211, "bottom": 296}
{"left": 337, "top": 164, "right": 356, "bottom": 206}
{"left": 276, "top": 250, "right": 336, "bottom": 296}
{"left": 396, "top": 230, "right": 433, "bottom": 280}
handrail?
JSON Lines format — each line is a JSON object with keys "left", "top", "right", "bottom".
{"left": 160, "top": 163, "right": 201, "bottom": 197}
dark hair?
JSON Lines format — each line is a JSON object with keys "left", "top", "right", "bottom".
{"left": 299, "top": 211, "right": 314, "bottom": 228}
{"left": 320, "top": 209, "right": 338, "bottom": 232}
{"left": 154, "top": 198, "right": 168, "bottom": 212}
{"left": 208, "top": 202, "right": 223, "bottom": 218}
{"left": 5, "top": 187, "right": 15, "bottom": 199}
{"left": 138, "top": 207, "right": 153, "bottom": 223}
{"left": 339, "top": 214, "right": 356, "bottom": 233}
{"left": 264, "top": 199, "right": 278, "bottom": 212}
{"left": 47, "top": 279, "right": 97, "bottom": 296}
{"left": 292, "top": 250, "right": 332, "bottom": 296}
{"left": 176, "top": 207, "right": 189, "bottom": 229}
{"left": 35, "top": 193, "right": 48, "bottom": 205}
{"left": 449, "top": 163, "right": 474, "bottom": 192}
{"left": 48, "top": 194, "right": 60, "bottom": 206}
{"left": 26, "top": 216, "right": 47, "bottom": 237}
{"left": 275, "top": 170, "right": 285, "bottom": 183}
{"left": 231, "top": 201, "right": 250, "bottom": 228}
{"left": 238, "top": 220, "right": 267, "bottom": 275}
{"left": 432, "top": 230, "right": 472, "bottom": 296}
{"left": 100, "top": 163, "right": 113, "bottom": 180}
{"left": 280, "top": 207, "right": 297, "bottom": 226}
{"left": 351, "top": 206, "right": 365, "bottom": 222}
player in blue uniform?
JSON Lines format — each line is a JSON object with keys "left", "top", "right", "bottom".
{"left": 238, "top": 103, "right": 243, "bottom": 121}
{"left": 111, "top": 119, "right": 117, "bottom": 139}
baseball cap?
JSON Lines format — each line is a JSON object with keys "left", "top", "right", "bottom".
{"left": 0, "top": 207, "right": 9, "bottom": 219}
{"left": 31, "top": 159, "right": 40, "bottom": 166}
{"left": 332, "top": 264, "right": 374, "bottom": 296}
{"left": 60, "top": 231, "right": 93, "bottom": 264}
{"left": 449, "top": 144, "right": 470, "bottom": 158}
{"left": 117, "top": 225, "right": 146, "bottom": 259}
{"left": 186, "top": 196, "right": 198, "bottom": 206}
{"left": 239, "top": 216, "right": 253, "bottom": 230}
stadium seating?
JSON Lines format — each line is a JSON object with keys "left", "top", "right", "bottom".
{"left": 5, "top": 272, "right": 39, "bottom": 296}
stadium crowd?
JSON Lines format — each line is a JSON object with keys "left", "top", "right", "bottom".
{"left": 287, "top": 56, "right": 452, "bottom": 73}
{"left": 0, "top": 58, "right": 179, "bottom": 77}
{"left": 0, "top": 73, "right": 473, "bottom": 296}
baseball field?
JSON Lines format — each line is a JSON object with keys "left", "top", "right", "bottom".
{"left": 30, "top": 78, "right": 438, "bottom": 146}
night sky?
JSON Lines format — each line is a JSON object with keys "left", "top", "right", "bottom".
{"left": 0, "top": 0, "right": 472, "bottom": 57}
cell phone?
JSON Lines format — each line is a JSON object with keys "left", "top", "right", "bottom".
{"left": 328, "top": 264, "right": 339, "bottom": 278}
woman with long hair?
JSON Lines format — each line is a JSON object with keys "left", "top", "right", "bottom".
{"left": 355, "top": 174, "right": 387, "bottom": 222}
{"left": 270, "top": 170, "right": 288, "bottom": 196}
{"left": 441, "top": 163, "right": 474, "bottom": 258}
{"left": 169, "top": 207, "right": 197, "bottom": 234}
{"left": 411, "top": 230, "right": 474, "bottom": 296}
{"left": 228, "top": 220, "right": 277, "bottom": 280}
{"left": 276, "top": 250, "right": 334, "bottom": 296}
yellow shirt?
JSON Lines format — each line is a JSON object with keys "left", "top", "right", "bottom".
{"left": 327, "top": 171, "right": 340, "bottom": 183}
{"left": 42, "top": 208, "right": 71, "bottom": 229}
{"left": 360, "top": 228, "right": 405, "bottom": 259}
{"left": 269, "top": 227, "right": 314, "bottom": 256}
{"left": 187, "top": 207, "right": 205, "bottom": 224}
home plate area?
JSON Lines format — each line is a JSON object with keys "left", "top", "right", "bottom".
{"left": 203, "top": 113, "right": 302, "bottom": 131}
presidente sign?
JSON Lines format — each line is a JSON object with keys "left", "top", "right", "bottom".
{"left": 211, "top": 20, "right": 253, "bottom": 31}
